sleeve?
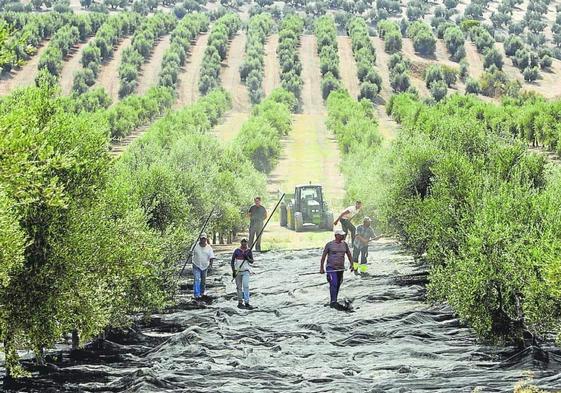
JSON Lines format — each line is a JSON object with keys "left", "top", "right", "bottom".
{"left": 248, "top": 250, "right": 254, "bottom": 262}
{"left": 323, "top": 242, "right": 330, "bottom": 255}
{"left": 231, "top": 251, "right": 236, "bottom": 269}
{"left": 208, "top": 246, "right": 215, "bottom": 259}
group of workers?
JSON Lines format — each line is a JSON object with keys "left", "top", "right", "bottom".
{"left": 188, "top": 197, "right": 379, "bottom": 311}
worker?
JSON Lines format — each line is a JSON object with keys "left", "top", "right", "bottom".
{"left": 248, "top": 196, "right": 267, "bottom": 252}
{"left": 319, "top": 229, "right": 354, "bottom": 309}
{"left": 191, "top": 233, "right": 216, "bottom": 301}
{"left": 231, "top": 238, "right": 255, "bottom": 310}
{"left": 353, "top": 217, "right": 379, "bottom": 273}
{"left": 333, "top": 201, "right": 362, "bottom": 243}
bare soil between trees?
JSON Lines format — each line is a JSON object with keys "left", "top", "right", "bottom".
{"left": 0, "top": 40, "right": 50, "bottom": 96}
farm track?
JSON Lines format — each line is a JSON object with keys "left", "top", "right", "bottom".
{"left": 337, "top": 36, "right": 360, "bottom": 100}
{"left": 263, "top": 34, "right": 280, "bottom": 97}
{"left": 464, "top": 42, "right": 485, "bottom": 81}
{"left": 370, "top": 37, "right": 393, "bottom": 102}
{"left": 300, "top": 35, "right": 324, "bottom": 114}
{"left": 96, "top": 36, "right": 132, "bottom": 103}
{"left": 109, "top": 30, "right": 213, "bottom": 156}
{"left": 220, "top": 31, "right": 251, "bottom": 113}
{"left": 59, "top": 38, "right": 94, "bottom": 95}
{"left": 137, "top": 35, "right": 172, "bottom": 95}
{"left": 0, "top": 40, "right": 50, "bottom": 96}
{"left": 175, "top": 33, "right": 209, "bottom": 108}
{"left": 213, "top": 31, "right": 251, "bottom": 143}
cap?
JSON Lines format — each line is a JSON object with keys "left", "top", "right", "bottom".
{"left": 240, "top": 238, "right": 248, "bottom": 242}
{"left": 200, "top": 232, "right": 207, "bottom": 239}
{"left": 334, "top": 229, "right": 346, "bottom": 236}
{"left": 364, "top": 216, "right": 372, "bottom": 222}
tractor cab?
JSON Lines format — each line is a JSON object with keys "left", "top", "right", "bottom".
{"left": 280, "top": 184, "right": 334, "bottom": 232}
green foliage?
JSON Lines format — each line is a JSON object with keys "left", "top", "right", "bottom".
{"left": 504, "top": 35, "right": 524, "bottom": 57}
{"left": 443, "top": 25, "right": 465, "bottom": 62}
{"left": 0, "top": 85, "right": 259, "bottom": 376}
{"left": 0, "top": 85, "right": 111, "bottom": 374}
{"left": 240, "top": 13, "right": 274, "bottom": 104}
{"left": 469, "top": 25, "right": 494, "bottom": 54}
{"left": 73, "top": 13, "right": 141, "bottom": 96}
{"left": 158, "top": 13, "right": 209, "bottom": 90}
{"left": 478, "top": 67, "right": 521, "bottom": 98}
{"left": 465, "top": 77, "right": 480, "bottom": 94}
{"left": 199, "top": 13, "right": 241, "bottom": 95}
{"left": 348, "top": 17, "right": 382, "bottom": 102}
{"left": 105, "top": 86, "right": 174, "bottom": 141}
{"left": 388, "top": 52, "right": 411, "bottom": 93}
{"left": 378, "top": 19, "right": 402, "bottom": 54}
{"left": 407, "top": 21, "right": 436, "bottom": 56}
{"left": 231, "top": 88, "right": 296, "bottom": 173}
{"left": 483, "top": 47, "right": 503, "bottom": 70}
{"left": 0, "top": 13, "right": 85, "bottom": 73}
{"left": 326, "top": 89, "right": 382, "bottom": 156}
{"left": 119, "top": 12, "right": 177, "bottom": 98}
{"left": 315, "top": 16, "right": 341, "bottom": 101}
{"left": 277, "top": 15, "right": 304, "bottom": 102}
{"left": 429, "top": 79, "right": 447, "bottom": 101}
{"left": 378, "top": 93, "right": 561, "bottom": 343}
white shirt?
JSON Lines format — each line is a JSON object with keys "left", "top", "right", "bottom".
{"left": 192, "top": 244, "right": 215, "bottom": 270}
{"left": 341, "top": 205, "right": 359, "bottom": 220}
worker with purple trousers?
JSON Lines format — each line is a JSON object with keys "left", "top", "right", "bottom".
{"left": 248, "top": 196, "right": 267, "bottom": 252}
{"left": 319, "top": 229, "right": 354, "bottom": 309}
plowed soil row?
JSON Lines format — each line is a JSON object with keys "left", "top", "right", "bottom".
{"left": 59, "top": 38, "right": 94, "bottom": 95}
{"left": 175, "top": 33, "right": 209, "bottom": 108}
{"left": 0, "top": 40, "right": 50, "bottom": 96}
{"left": 137, "top": 35, "right": 171, "bottom": 95}
{"left": 96, "top": 36, "right": 133, "bottom": 102}
{"left": 263, "top": 34, "right": 280, "bottom": 97}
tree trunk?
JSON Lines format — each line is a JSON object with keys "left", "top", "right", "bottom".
{"left": 72, "top": 329, "right": 80, "bottom": 351}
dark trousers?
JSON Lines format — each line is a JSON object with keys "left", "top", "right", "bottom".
{"left": 353, "top": 245, "right": 368, "bottom": 264}
{"left": 340, "top": 219, "right": 356, "bottom": 243}
{"left": 326, "top": 267, "right": 344, "bottom": 304}
{"left": 249, "top": 221, "right": 263, "bottom": 251}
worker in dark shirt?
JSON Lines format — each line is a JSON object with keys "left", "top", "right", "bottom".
{"left": 320, "top": 230, "right": 354, "bottom": 309}
{"left": 247, "top": 196, "right": 267, "bottom": 252}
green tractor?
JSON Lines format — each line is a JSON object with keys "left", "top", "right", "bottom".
{"left": 279, "top": 184, "right": 334, "bottom": 232}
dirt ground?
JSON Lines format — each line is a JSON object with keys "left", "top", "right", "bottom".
{"left": 96, "top": 37, "right": 132, "bottom": 103}
{"left": 262, "top": 113, "right": 346, "bottom": 250}
{"left": 300, "top": 35, "right": 325, "bottom": 114}
{"left": 59, "top": 38, "right": 93, "bottom": 95}
{"left": 337, "top": 36, "right": 360, "bottom": 99}
{"left": 464, "top": 42, "right": 485, "bottom": 81}
{"left": 263, "top": 34, "right": 281, "bottom": 97}
{"left": 137, "top": 35, "right": 171, "bottom": 95}
{"left": 370, "top": 37, "right": 393, "bottom": 102}
{"left": 175, "top": 33, "right": 209, "bottom": 108}
{"left": 0, "top": 40, "right": 50, "bottom": 96}
{"left": 220, "top": 31, "right": 251, "bottom": 113}
{"left": 212, "top": 112, "right": 250, "bottom": 144}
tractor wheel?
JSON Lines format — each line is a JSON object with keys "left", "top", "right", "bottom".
{"left": 295, "top": 212, "right": 304, "bottom": 232}
{"left": 280, "top": 204, "right": 287, "bottom": 227}
{"left": 324, "top": 211, "right": 334, "bottom": 231}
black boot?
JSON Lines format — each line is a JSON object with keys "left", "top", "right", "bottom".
{"left": 237, "top": 301, "right": 245, "bottom": 309}
{"left": 244, "top": 303, "right": 255, "bottom": 310}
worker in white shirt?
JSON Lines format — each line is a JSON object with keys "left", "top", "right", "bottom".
{"left": 191, "top": 232, "right": 216, "bottom": 300}
{"left": 333, "top": 201, "right": 362, "bottom": 244}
